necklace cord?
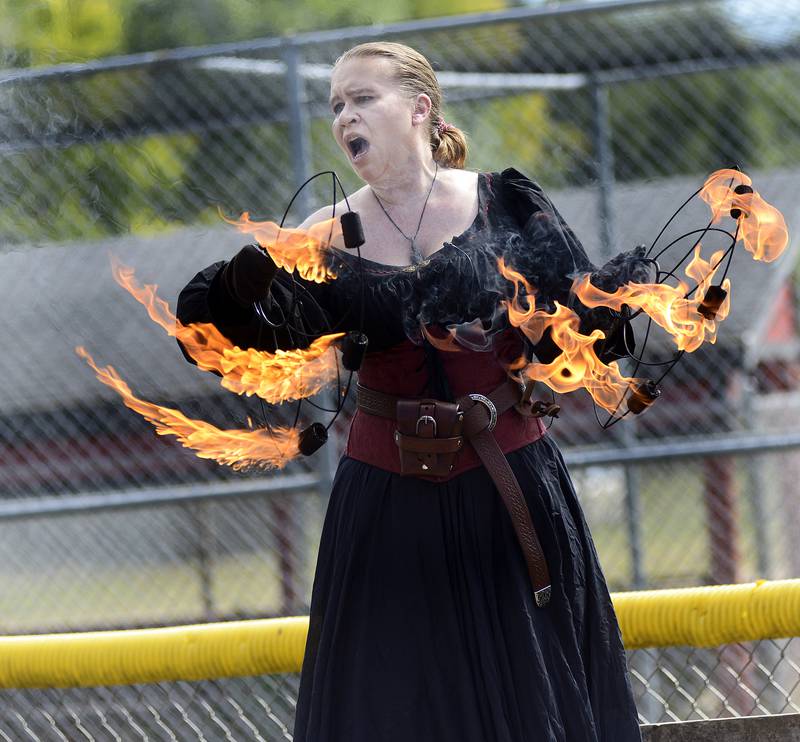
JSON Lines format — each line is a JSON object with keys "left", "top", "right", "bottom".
{"left": 371, "top": 162, "right": 439, "bottom": 265}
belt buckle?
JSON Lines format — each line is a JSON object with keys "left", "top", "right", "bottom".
{"left": 467, "top": 393, "right": 497, "bottom": 431}
{"left": 415, "top": 415, "right": 437, "bottom": 436}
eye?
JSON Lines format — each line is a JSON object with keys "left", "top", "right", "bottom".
{"left": 332, "top": 102, "right": 343, "bottom": 115}
{"left": 357, "top": 96, "right": 372, "bottom": 103}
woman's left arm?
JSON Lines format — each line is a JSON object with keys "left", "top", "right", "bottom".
{"left": 500, "top": 167, "right": 655, "bottom": 363}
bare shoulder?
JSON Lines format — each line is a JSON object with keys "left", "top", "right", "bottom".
{"left": 296, "top": 186, "right": 371, "bottom": 230}
{"left": 439, "top": 166, "right": 480, "bottom": 196}
{"left": 296, "top": 204, "right": 337, "bottom": 231}
{"left": 440, "top": 165, "right": 479, "bottom": 181}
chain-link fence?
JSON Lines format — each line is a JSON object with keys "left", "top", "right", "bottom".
{"left": 0, "top": 638, "right": 798, "bottom": 738}
{"left": 1, "top": 0, "right": 800, "bottom": 730}
{"left": 2, "top": 445, "right": 800, "bottom": 635}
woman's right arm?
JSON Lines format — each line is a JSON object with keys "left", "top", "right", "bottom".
{"left": 175, "top": 208, "right": 350, "bottom": 365}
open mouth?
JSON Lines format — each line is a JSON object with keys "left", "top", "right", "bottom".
{"left": 347, "top": 137, "right": 370, "bottom": 161}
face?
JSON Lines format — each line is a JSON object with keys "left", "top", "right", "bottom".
{"left": 329, "top": 56, "right": 430, "bottom": 180}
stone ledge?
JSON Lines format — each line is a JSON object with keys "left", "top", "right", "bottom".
{"left": 641, "top": 713, "right": 800, "bottom": 741}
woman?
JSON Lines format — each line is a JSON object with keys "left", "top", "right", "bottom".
{"left": 177, "top": 42, "right": 649, "bottom": 741}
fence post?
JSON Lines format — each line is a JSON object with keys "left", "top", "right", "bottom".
{"left": 283, "top": 39, "right": 318, "bottom": 610}
{"left": 619, "top": 418, "right": 660, "bottom": 719}
{"left": 189, "top": 502, "right": 216, "bottom": 622}
{"left": 284, "top": 37, "right": 339, "bottom": 607}
{"left": 283, "top": 37, "right": 312, "bottom": 217}
{"left": 593, "top": 76, "right": 645, "bottom": 588}
{"left": 591, "top": 79, "right": 616, "bottom": 261}
{"left": 742, "top": 373, "right": 770, "bottom": 578}
{"left": 594, "top": 76, "right": 655, "bottom": 716}
{"left": 622, "top": 421, "right": 646, "bottom": 589}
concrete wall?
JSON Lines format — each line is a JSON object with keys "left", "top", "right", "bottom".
{"left": 641, "top": 713, "right": 800, "bottom": 741}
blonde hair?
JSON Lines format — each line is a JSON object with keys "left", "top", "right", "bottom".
{"left": 333, "top": 41, "right": 468, "bottom": 169}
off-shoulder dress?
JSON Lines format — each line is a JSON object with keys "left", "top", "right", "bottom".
{"left": 177, "top": 168, "right": 650, "bottom": 742}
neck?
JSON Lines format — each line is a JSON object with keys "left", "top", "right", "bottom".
{"left": 369, "top": 154, "right": 439, "bottom": 206}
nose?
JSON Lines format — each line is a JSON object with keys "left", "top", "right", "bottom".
{"left": 338, "top": 102, "right": 359, "bottom": 127}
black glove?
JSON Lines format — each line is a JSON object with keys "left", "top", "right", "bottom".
{"left": 589, "top": 245, "right": 656, "bottom": 292}
{"left": 576, "top": 245, "right": 654, "bottom": 364}
{"left": 219, "top": 244, "right": 279, "bottom": 307}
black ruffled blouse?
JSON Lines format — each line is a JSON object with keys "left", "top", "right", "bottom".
{"left": 177, "top": 168, "right": 654, "bottom": 400}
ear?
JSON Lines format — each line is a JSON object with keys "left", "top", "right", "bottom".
{"left": 411, "top": 93, "right": 432, "bottom": 127}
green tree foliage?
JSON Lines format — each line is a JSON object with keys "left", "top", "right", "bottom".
{"left": 2, "top": 0, "right": 798, "bottom": 245}
{"left": 506, "top": 3, "right": 800, "bottom": 185}
{"left": 121, "top": 0, "right": 412, "bottom": 54}
{"left": 456, "top": 93, "right": 587, "bottom": 185}
{"left": 0, "top": 0, "right": 124, "bottom": 65}
{"left": 0, "top": 0, "right": 514, "bottom": 243}
{"left": 609, "top": 72, "right": 748, "bottom": 181}
{"left": 0, "top": 0, "right": 511, "bottom": 65}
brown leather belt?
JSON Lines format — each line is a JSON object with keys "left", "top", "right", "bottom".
{"left": 356, "top": 378, "right": 552, "bottom": 608}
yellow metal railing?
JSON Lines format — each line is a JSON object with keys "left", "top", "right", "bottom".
{"left": 2, "top": 579, "right": 800, "bottom": 689}
{"left": 613, "top": 578, "right": 800, "bottom": 649}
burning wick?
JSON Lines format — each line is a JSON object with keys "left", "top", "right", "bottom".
{"left": 700, "top": 169, "right": 788, "bottom": 262}
{"left": 698, "top": 285, "right": 728, "bottom": 321}
{"left": 340, "top": 211, "right": 365, "bottom": 249}
{"left": 730, "top": 184, "right": 754, "bottom": 220}
{"left": 627, "top": 380, "right": 661, "bottom": 415}
{"left": 298, "top": 422, "right": 328, "bottom": 455}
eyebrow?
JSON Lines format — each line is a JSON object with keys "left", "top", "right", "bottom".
{"left": 328, "top": 87, "right": 375, "bottom": 106}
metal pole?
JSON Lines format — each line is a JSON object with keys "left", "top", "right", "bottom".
{"left": 284, "top": 38, "right": 339, "bottom": 607}
{"left": 283, "top": 38, "right": 313, "bottom": 218}
{"left": 188, "top": 502, "right": 216, "bottom": 621}
{"left": 591, "top": 80, "right": 616, "bottom": 261}
{"left": 595, "top": 77, "right": 642, "bottom": 587}
{"left": 619, "top": 415, "right": 655, "bottom": 720}
{"left": 622, "top": 421, "right": 646, "bottom": 589}
{"left": 285, "top": 37, "right": 341, "bottom": 497}
{"left": 703, "top": 374, "right": 741, "bottom": 585}
{"left": 616, "top": 395, "right": 656, "bottom": 722}
{"left": 564, "top": 431, "right": 800, "bottom": 467}
{"left": 0, "top": 475, "right": 319, "bottom": 521}
{"left": 742, "top": 374, "right": 770, "bottom": 577}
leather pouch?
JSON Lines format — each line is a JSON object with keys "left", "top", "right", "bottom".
{"left": 394, "top": 399, "right": 464, "bottom": 477}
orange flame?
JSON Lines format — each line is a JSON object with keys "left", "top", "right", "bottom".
{"left": 225, "top": 214, "right": 342, "bottom": 282}
{"left": 572, "top": 244, "right": 731, "bottom": 353}
{"left": 76, "top": 347, "right": 298, "bottom": 470}
{"left": 110, "top": 259, "right": 344, "bottom": 404}
{"left": 700, "top": 169, "right": 788, "bottom": 262}
{"left": 498, "top": 258, "right": 636, "bottom": 413}
{"left": 520, "top": 304, "right": 636, "bottom": 412}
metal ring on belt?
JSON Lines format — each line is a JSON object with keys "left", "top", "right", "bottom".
{"left": 466, "top": 393, "right": 497, "bottom": 431}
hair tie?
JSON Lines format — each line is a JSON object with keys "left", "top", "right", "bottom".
{"left": 436, "top": 116, "right": 453, "bottom": 136}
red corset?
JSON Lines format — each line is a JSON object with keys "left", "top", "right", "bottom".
{"left": 344, "top": 329, "right": 547, "bottom": 480}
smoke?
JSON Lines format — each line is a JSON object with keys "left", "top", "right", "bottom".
{"left": 327, "top": 198, "right": 655, "bottom": 359}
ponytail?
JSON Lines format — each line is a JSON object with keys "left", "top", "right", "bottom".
{"left": 431, "top": 118, "right": 468, "bottom": 169}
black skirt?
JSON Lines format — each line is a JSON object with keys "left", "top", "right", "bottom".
{"left": 292, "top": 434, "right": 642, "bottom": 741}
